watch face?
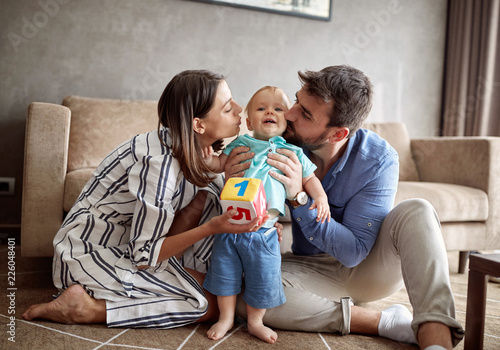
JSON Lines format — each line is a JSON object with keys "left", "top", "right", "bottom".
{"left": 297, "top": 191, "right": 308, "bottom": 205}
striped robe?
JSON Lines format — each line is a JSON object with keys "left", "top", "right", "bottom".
{"left": 53, "top": 127, "right": 223, "bottom": 328}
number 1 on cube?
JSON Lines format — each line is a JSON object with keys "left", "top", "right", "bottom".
{"left": 234, "top": 180, "right": 249, "bottom": 197}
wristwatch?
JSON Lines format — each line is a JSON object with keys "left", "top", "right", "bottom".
{"left": 289, "top": 191, "right": 308, "bottom": 209}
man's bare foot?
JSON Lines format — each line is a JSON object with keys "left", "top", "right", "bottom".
{"left": 248, "top": 321, "right": 278, "bottom": 344}
{"left": 22, "top": 284, "right": 106, "bottom": 324}
{"left": 206, "top": 318, "right": 234, "bottom": 340}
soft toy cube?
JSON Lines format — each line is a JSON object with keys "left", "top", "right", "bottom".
{"left": 220, "top": 178, "right": 267, "bottom": 225}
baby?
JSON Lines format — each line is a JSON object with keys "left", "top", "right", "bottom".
{"left": 202, "top": 86, "right": 330, "bottom": 343}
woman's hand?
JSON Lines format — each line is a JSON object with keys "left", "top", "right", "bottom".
{"left": 207, "top": 209, "right": 270, "bottom": 235}
{"left": 224, "top": 146, "right": 254, "bottom": 179}
{"left": 267, "top": 148, "right": 304, "bottom": 200}
{"left": 154, "top": 193, "right": 269, "bottom": 265}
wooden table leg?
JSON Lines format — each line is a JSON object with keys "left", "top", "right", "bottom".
{"left": 464, "top": 270, "right": 487, "bottom": 349}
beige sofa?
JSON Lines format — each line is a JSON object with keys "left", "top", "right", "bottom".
{"left": 22, "top": 96, "right": 500, "bottom": 272}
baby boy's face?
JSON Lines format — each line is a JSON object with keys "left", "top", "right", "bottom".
{"left": 246, "top": 89, "right": 289, "bottom": 141}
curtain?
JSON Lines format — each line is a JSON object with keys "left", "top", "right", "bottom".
{"left": 441, "top": 0, "right": 500, "bottom": 136}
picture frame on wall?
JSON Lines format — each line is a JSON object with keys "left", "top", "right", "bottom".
{"left": 190, "top": 0, "right": 332, "bottom": 21}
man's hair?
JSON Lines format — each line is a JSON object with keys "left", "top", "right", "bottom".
{"left": 157, "top": 69, "right": 225, "bottom": 187}
{"left": 298, "top": 65, "right": 373, "bottom": 137}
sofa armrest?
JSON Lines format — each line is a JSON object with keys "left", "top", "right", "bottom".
{"left": 411, "top": 137, "right": 500, "bottom": 247}
{"left": 21, "top": 102, "right": 71, "bottom": 257}
{"left": 411, "top": 137, "right": 500, "bottom": 193}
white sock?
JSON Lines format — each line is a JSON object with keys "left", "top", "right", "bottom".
{"left": 378, "top": 304, "right": 416, "bottom": 344}
{"left": 424, "top": 346, "right": 447, "bottom": 350}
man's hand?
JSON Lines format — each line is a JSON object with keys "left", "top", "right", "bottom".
{"left": 224, "top": 146, "right": 254, "bottom": 179}
{"left": 267, "top": 148, "right": 303, "bottom": 200}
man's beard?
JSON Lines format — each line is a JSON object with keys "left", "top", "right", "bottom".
{"left": 283, "top": 124, "right": 330, "bottom": 151}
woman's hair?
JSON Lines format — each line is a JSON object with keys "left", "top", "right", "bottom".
{"left": 298, "top": 65, "right": 373, "bottom": 137}
{"left": 244, "top": 85, "right": 291, "bottom": 116}
{"left": 157, "top": 69, "right": 225, "bottom": 187}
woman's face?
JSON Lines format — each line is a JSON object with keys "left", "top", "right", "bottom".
{"left": 197, "top": 80, "right": 242, "bottom": 146}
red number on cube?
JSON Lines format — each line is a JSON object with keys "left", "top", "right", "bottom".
{"left": 220, "top": 178, "right": 267, "bottom": 225}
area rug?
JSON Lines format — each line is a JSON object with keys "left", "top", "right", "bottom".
{"left": 1, "top": 242, "right": 499, "bottom": 349}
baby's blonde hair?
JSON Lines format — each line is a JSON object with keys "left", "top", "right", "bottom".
{"left": 244, "top": 86, "right": 291, "bottom": 116}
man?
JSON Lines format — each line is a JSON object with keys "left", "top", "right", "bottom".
{"left": 226, "top": 65, "right": 464, "bottom": 349}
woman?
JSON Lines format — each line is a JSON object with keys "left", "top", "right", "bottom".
{"left": 22, "top": 70, "right": 268, "bottom": 328}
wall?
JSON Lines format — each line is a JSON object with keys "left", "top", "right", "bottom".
{"left": 0, "top": 0, "right": 447, "bottom": 231}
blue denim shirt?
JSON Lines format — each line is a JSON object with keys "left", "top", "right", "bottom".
{"left": 290, "top": 128, "right": 399, "bottom": 268}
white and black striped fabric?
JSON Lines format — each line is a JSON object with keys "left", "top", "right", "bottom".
{"left": 52, "top": 127, "right": 223, "bottom": 329}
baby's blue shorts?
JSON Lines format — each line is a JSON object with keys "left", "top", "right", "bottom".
{"left": 203, "top": 227, "right": 286, "bottom": 309}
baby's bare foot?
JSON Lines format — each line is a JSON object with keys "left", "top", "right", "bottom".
{"left": 206, "top": 318, "right": 234, "bottom": 340}
{"left": 248, "top": 322, "right": 278, "bottom": 344}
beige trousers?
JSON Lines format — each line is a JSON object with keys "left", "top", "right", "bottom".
{"left": 237, "top": 199, "right": 464, "bottom": 345}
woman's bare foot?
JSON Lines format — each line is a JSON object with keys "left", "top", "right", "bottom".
{"left": 206, "top": 318, "right": 234, "bottom": 340}
{"left": 22, "top": 284, "right": 106, "bottom": 324}
{"left": 248, "top": 321, "right": 278, "bottom": 344}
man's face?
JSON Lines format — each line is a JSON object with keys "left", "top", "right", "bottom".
{"left": 282, "top": 87, "right": 334, "bottom": 150}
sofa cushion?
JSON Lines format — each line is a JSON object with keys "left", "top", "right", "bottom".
{"left": 363, "top": 122, "right": 420, "bottom": 182}
{"left": 63, "top": 96, "right": 158, "bottom": 172}
{"left": 64, "top": 168, "right": 94, "bottom": 212}
{"left": 395, "top": 181, "right": 488, "bottom": 222}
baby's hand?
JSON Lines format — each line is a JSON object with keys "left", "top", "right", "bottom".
{"left": 202, "top": 146, "right": 214, "bottom": 162}
{"left": 309, "top": 196, "right": 331, "bottom": 224}
{"left": 202, "top": 146, "right": 224, "bottom": 172}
